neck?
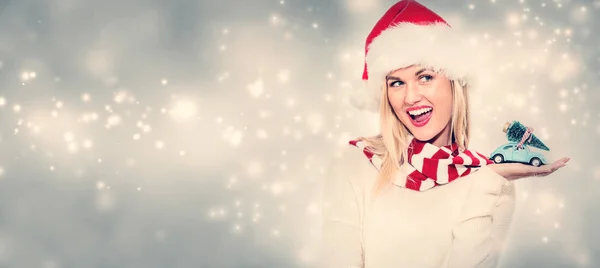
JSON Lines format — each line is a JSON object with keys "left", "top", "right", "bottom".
{"left": 429, "top": 122, "right": 453, "bottom": 147}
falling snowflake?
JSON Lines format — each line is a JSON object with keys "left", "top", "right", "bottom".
{"left": 247, "top": 78, "right": 264, "bottom": 98}
{"left": 223, "top": 126, "right": 243, "bottom": 147}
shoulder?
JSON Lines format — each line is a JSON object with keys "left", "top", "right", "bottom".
{"left": 325, "top": 140, "right": 380, "bottom": 189}
{"left": 330, "top": 140, "right": 380, "bottom": 171}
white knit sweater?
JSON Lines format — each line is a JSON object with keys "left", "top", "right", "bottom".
{"left": 320, "top": 144, "right": 516, "bottom": 268}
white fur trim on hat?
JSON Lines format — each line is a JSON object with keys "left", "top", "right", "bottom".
{"left": 356, "top": 22, "right": 488, "bottom": 112}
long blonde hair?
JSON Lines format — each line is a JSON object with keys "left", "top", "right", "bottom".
{"left": 356, "top": 79, "right": 471, "bottom": 196}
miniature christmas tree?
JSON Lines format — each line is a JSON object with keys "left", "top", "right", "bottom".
{"left": 502, "top": 121, "right": 550, "bottom": 151}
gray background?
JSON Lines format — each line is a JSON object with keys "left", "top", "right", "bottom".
{"left": 0, "top": 0, "right": 598, "bottom": 267}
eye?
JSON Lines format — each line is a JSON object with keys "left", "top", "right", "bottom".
{"left": 419, "top": 75, "right": 433, "bottom": 83}
{"left": 388, "top": 80, "right": 404, "bottom": 87}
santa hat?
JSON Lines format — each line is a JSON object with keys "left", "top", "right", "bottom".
{"left": 358, "top": 0, "right": 484, "bottom": 111}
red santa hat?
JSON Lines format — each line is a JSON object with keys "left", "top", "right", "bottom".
{"left": 359, "top": 0, "right": 484, "bottom": 111}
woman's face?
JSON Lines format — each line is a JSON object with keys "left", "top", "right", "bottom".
{"left": 386, "top": 65, "right": 453, "bottom": 146}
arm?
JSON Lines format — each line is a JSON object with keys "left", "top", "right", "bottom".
{"left": 446, "top": 166, "right": 517, "bottom": 268}
{"left": 319, "top": 147, "right": 370, "bottom": 268}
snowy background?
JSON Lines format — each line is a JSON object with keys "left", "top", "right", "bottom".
{"left": 0, "top": 0, "right": 597, "bottom": 267}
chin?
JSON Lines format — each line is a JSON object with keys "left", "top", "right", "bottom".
{"left": 410, "top": 131, "right": 438, "bottom": 142}
{"left": 401, "top": 118, "right": 443, "bottom": 143}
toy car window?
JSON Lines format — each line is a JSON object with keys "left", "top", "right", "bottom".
{"left": 503, "top": 145, "right": 512, "bottom": 150}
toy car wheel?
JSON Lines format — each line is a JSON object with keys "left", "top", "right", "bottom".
{"left": 530, "top": 157, "right": 542, "bottom": 167}
{"left": 492, "top": 154, "right": 504, "bottom": 164}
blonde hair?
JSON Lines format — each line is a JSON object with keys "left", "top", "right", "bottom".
{"left": 356, "top": 79, "right": 471, "bottom": 196}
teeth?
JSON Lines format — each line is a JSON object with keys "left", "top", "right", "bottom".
{"left": 408, "top": 107, "right": 432, "bottom": 116}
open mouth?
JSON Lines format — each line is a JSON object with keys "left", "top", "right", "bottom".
{"left": 406, "top": 107, "right": 433, "bottom": 127}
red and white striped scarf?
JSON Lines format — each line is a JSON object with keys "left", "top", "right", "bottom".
{"left": 349, "top": 138, "right": 494, "bottom": 191}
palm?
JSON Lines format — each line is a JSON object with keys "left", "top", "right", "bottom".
{"left": 488, "top": 157, "right": 570, "bottom": 181}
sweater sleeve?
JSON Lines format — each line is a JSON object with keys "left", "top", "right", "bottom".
{"left": 319, "top": 146, "right": 374, "bottom": 268}
{"left": 446, "top": 165, "right": 517, "bottom": 268}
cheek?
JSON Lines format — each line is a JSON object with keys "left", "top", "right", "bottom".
{"left": 443, "top": 91, "right": 454, "bottom": 114}
{"left": 432, "top": 93, "right": 453, "bottom": 121}
{"left": 388, "top": 92, "right": 406, "bottom": 118}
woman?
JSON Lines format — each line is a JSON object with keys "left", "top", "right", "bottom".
{"left": 320, "top": 1, "right": 569, "bottom": 267}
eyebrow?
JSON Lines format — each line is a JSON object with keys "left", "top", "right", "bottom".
{"left": 415, "top": 68, "right": 427, "bottom": 76}
{"left": 386, "top": 68, "right": 429, "bottom": 81}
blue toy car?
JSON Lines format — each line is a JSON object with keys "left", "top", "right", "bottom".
{"left": 489, "top": 142, "right": 547, "bottom": 167}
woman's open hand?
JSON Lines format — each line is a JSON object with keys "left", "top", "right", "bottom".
{"left": 487, "top": 157, "right": 570, "bottom": 181}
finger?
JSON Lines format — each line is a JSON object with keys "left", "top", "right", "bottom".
{"left": 553, "top": 158, "right": 569, "bottom": 170}
{"left": 547, "top": 157, "right": 568, "bottom": 165}
{"left": 525, "top": 157, "right": 569, "bottom": 178}
{"left": 552, "top": 157, "right": 568, "bottom": 164}
{"left": 560, "top": 157, "right": 570, "bottom": 164}
{"left": 549, "top": 158, "right": 569, "bottom": 170}
{"left": 541, "top": 161, "right": 569, "bottom": 176}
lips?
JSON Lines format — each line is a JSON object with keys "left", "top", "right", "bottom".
{"left": 406, "top": 105, "right": 433, "bottom": 128}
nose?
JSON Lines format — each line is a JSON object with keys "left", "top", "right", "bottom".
{"left": 404, "top": 82, "right": 422, "bottom": 106}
